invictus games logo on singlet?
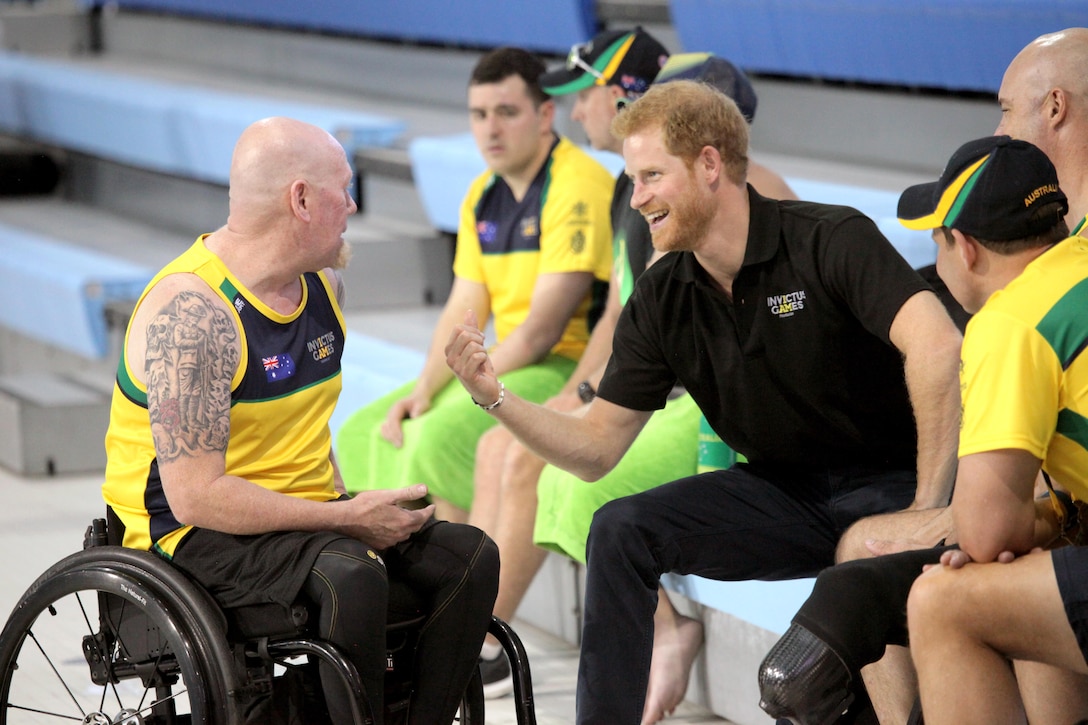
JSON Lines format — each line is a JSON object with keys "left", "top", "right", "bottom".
{"left": 767, "top": 289, "right": 807, "bottom": 318}
{"left": 307, "top": 331, "right": 337, "bottom": 362}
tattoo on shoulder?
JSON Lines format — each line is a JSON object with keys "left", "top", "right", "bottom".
{"left": 145, "top": 289, "right": 239, "bottom": 462}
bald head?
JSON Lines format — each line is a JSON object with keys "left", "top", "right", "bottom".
{"left": 1007, "top": 28, "right": 1088, "bottom": 99}
{"left": 996, "top": 29, "right": 1088, "bottom": 224}
{"left": 227, "top": 117, "right": 347, "bottom": 230}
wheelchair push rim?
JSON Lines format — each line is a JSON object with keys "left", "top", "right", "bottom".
{"left": 0, "top": 551, "right": 232, "bottom": 725}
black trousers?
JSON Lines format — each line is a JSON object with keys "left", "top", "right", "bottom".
{"left": 576, "top": 462, "right": 917, "bottom": 725}
{"left": 173, "top": 518, "right": 499, "bottom": 725}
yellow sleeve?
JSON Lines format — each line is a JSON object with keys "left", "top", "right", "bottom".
{"left": 959, "top": 310, "right": 1062, "bottom": 460}
{"left": 452, "top": 171, "right": 494, "bottom": 283}
{"left": 538, "top": 140, "right": 614, "bottom": 281}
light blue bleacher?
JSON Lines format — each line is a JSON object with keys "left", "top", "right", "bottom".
{"left": 670, "top": 0, "right": 1088, "bottom": 94}
{"left": 0, "top": 224, "right": 153, "bottom": 359}
{"left": 0, "top": 51, "right": 406, "bottom": 185}
{"left": 409, "top": 133, "right": 936, "bottom": 267}
{"left": 0, "top": 49, "right": 407, "bottom": 360}
{"left": 101, "top": 0, "right": 596, "bottom": 55}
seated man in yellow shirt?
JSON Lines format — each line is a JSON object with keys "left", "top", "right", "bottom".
{"left": 336, "top": 47, "right": 614, "bottom": 522}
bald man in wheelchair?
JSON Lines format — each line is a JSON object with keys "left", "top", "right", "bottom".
{"left": 101, "top": 116, "right": 500, "bottom": 724}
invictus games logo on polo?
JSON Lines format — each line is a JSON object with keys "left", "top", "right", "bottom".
{"left": 767, "top": 290, "right": 806, "bottom": 318}
{"left": 307, "top": 331, "right": 337, "bottom": 362}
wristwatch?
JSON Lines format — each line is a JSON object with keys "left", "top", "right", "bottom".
{"left": 577, "top": 380, "right": 597, "bottom": 404}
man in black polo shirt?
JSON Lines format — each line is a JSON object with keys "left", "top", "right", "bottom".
{"left": 444, "top": 80, "right": 962, "bottom": 725}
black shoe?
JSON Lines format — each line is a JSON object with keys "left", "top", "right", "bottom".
{"left": 479, "top": 651, "right": 513, "bottom": 699}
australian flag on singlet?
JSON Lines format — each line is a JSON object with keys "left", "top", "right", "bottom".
{"left": 263, "top": 353, "right": 296, "bottom": 382}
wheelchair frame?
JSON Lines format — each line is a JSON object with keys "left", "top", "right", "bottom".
{"left": 0, "top": 517, "right": 537, "bottom": 725}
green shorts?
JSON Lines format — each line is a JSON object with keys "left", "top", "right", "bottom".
{"left": 335, "top": 354, "right": 576, "bottom": 512}
{"left": 533, "top": 393, "right": 701, "bottom": 563}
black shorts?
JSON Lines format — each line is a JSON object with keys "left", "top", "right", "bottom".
{"left": 171, "top": 526, "right": 347, "bottom": 610}
{"left": 1052, "top": 545, "right": 1088, "bottom": 666}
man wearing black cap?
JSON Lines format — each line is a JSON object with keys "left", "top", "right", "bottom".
{"left": 446, "top": 79, "right": 962, "bottom": 725}
{"left": 758, "top": 135, "right": 1085, "bottom": 725}
{"left": 906, "top": 135, "right": 1088, "bottom": 724}
{"left": 773, "top": 26, "right": 1088, "bottom": 725}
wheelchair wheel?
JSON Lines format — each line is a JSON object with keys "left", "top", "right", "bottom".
{"left": 0, "top": 548, "right": 237, "bottom": 725}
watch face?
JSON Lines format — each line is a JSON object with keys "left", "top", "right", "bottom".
{"left": 578, "top": 381, "right": 596, "bottom": 403}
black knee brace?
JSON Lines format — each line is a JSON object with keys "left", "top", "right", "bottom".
{"left": 758, "top": 623, "right": 854, "bottom": 725}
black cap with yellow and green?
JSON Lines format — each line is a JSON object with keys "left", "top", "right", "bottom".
{"left": 540, "top": 27, "right": 668, "bottom": 97}
{"left": 898, "top": 135, "right": 1067, "bottom": 241}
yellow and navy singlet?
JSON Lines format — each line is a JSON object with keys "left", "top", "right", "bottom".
{"left": 102, "top": 238, "right": 345, "bottom": 557}
{"left": 959, "top": 236, "right": 1088, "bottom": 499}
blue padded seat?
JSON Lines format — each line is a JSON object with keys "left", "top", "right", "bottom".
{"left": 0, "top": 224, "right": 153, "bottom": 359}
{"left": 0, "top": 51, "right": 406, "bottom": 185}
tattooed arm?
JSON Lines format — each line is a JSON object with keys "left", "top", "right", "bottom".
{"left": 132, "top": 274, "right": 433, "bottom": 550}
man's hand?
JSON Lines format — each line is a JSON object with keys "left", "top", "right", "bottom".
{"left": 341, "top": 484, "right": 435, "bottom": 550}
{"left": 380, "top": 393, "right": 432, "bottom": 447}
{"left": 924, "top": 545, "right": 1042, "bottom": 573}
{"left": 865, "top": 506, "right": 956, "bottom": 557}
{"left": 445, "top": 310, "right": 501, "bottom": 407}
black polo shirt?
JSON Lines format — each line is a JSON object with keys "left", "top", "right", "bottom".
{"left": 598, "top": 187, "right": 931, "bottom": 470}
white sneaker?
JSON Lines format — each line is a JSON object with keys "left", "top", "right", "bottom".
{"left": 479, "top": 652, "right": 514, "bottom": 699}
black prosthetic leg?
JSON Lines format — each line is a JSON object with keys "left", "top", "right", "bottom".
{"left": 759, "top": 623, "right": 855, "bottom": 725}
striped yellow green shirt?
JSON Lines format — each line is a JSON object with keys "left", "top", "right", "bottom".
{"left": 959, "top": 236, "right": 1088, "bottom": 499}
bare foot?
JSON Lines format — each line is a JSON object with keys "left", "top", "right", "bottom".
{"left": 641, "top": 614, "right": 704, "bottom": 725}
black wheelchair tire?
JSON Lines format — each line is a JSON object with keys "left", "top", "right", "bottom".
{"left": 0, "top": 547, "right": 237, "bottom": 724}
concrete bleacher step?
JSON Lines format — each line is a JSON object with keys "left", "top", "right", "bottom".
{"left": 0, "top": 371, "right": 111, "bottom": 475}
{"left": 93, "top": 11, "right": 480, "bottom": 136}
{"left": 339, "top": 213, "right": 454, "bottom": 309}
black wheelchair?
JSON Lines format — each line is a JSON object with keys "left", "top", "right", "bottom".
{"left": 0, "top": 512, "right": 537, "bottom": 724}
